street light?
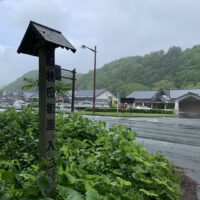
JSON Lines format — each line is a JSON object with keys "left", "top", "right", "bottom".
{"left": 81, "top": 45, "right": 97, "bottom": 113}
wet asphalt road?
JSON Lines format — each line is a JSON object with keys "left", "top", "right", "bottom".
{"left": 86, "top": 116, "right": 200, "bottom": 199}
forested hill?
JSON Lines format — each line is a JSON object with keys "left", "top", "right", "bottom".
{"left": 1, "top": 70, "right": 38, "bottom": 93}
{"left": 1, "top": 70, "right": 83, "bottom": 94}
{"left": 2, "top": 45, "right": 200, "bottom": 97}
{"left": 76, "top": 45, "right": 200, "bottom": 96}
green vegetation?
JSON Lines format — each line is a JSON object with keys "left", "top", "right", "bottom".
{"left": 22, "top": 77, "right": 71, "bottom": 98}
{"left": 77, "top": 45, "right": 200, "bottom": 96}
{"left": 84, "top": 108, "right": 174, "bottom": 114}
{"left": 0, "top": 108, "right": 182, "bottom": 199}
{"left": 81, "top": 107, "right": 175, "bottom": 117}
{"left": 1, "top": 70, "right": 81, "bottom": 94}
{"left": 80, "top": 111, "right": 176, "bottom": 117}
{"left": 22, "top": 77, "right": 39, "bottom": 90}
{"left": 2, "top": 70, "right": 38, "bottom": 93}
{"left": 2, "top": 45, "right": 200, "bottom": 96}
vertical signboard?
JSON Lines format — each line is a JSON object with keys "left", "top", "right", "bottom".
{"left": 38, "top": 47, "right": 56, "bottom": 198}
{"left": 46, "top": 65, "right": 56, "bottom": 162}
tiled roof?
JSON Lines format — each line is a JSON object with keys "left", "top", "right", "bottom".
{"left": 32, "top": 22, "right": 76, "bottom": 52}
{"left": 127, "top": 91, "right": 157, "bottom": 99}
{"left": 176, "top": 92, "right": 200, "bottom": 101}
{"left": 127, "top": 88, "right": 200, "bottom": 100}
{"left": 75, "top": 89, "right": 107, "bottom": 98}
{"left": 17, "top": 21, "right": 76, "bottom": 56}
{"left": 23, "top": 91, "right": 35, "bottom": 99}
{"left": 170, "top": 89, "right": 200, "bottom": 99}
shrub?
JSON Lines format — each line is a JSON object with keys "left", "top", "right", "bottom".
{"left": 84, "top": 107, "right": 174, "bottom": 114}
{"left": 0, "top": 109, "right": 182, "bottom": 199}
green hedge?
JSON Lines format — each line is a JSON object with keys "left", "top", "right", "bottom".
{"left": 131, "top": 109, "right": 174, "bottom": 114}
{"left": 84, "top": 108, "right": 117, "bottom": 112}
{"left": 84, "top": 107, "right": 174, "bottom": 114}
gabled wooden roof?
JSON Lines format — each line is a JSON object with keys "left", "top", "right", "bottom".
{"left": 17, "top": 21, "right": 76, "bottom": 56}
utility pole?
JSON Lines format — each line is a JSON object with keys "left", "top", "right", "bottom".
{"left": 81, "top": 45, "right": 97, "bottom": 113}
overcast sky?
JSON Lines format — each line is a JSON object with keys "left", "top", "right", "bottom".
{"left": 1, "top": 0, "right": 200, "bottom": 87}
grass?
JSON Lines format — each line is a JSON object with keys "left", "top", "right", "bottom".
{"left": 79, "top": 111, "right": 177, "bottom": 117}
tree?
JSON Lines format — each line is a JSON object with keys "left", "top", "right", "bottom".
{"left": 22, "top": 78, "right": 71, "bottom": 98}
{"left": 55, "top": 81, "right": 71, "bottom": 98}
{"left": 153, "top": 80, "right": 175, "bottom": 90}
{"left": 22, "top": 78, "right": 39, "bottom": 90}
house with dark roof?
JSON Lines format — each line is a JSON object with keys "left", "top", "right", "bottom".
{"left": 0, "top": 91, "right": 39, "bottom": 108}
{"left": 67, "top": 89, "right": 116, "bottom": 108}
{"left": 0, "top": 92, "right": 24, "bottom": 105}
{"left": 22, "top": 91, "right": 39, "bottom": 102}
{"left": 127, "top": 90, "right": 157, "bottom": 107}
{"left": 127, "top": 88, "right": 200, "bottom": 116}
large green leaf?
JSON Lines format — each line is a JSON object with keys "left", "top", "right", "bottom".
{"left": 85, "top": 189, "right": 101, "bottom": 200}
{"left": 116, "top": 177, "right": 132, "bottom": 186}
{"left": 139, "top": 189, "right": 158, "bottom": 197}
{"left": 58, "top": 185, "right": 83, "bottom": 200}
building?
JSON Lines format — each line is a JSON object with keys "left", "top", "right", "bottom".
{"left": 0, "top": 91, "right": 39, "bottom": 108}
{"left": 127, "top": 88, "right": 200, "bottom": 116}
{"left": 22, "top": 91, "right": 39, "bottom": 102}
{"left": 67, "top": 89, "right": 116, "bottom": 108}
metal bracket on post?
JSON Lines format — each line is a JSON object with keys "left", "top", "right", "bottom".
{"left": 61, "top": 68, "right": 76, "bottom": 112}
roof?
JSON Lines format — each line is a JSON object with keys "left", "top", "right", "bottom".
{"left": 75, "top": 89, "right": 107, "bottom": 98}
{"left": 170, "top": 89, "right": 200, "bottom": 99}
{"left": 23, "top": 91, "right": 35, "bottom": 99}
{"left": 17, "top": 21, "right": 76, "bottom": 56}
{"left": 127, "top": 90, "right": 157, "bottom": 99}
{"left": 176, "top": 92, "right": 200, "bottom": 102}
{"left": 127, "top": 88, "right": 200, "bottom": 101}
{"left": 23, "top": 91, "right": 38, "bottom": 99}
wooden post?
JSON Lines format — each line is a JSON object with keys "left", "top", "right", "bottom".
{"left": 17, "top": 21, "right": 76, "bottom": 199}
{"left": 38, "top": 46, "right": 56, "bottom": 198}
{"left": 93, "top": 46, "right": 97, "bottom": 113}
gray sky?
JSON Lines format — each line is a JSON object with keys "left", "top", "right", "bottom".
{"left": 1, "top": 0, "right": 200, "bottom": 87}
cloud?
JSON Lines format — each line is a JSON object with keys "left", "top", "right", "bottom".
{"left": 1, "top": 0, "right": 200, "bottom": 86}
{"left": 0, "top": 45, "right": 7, "bottom": 55}
{"left": 0, "top": 44, "right": 37, "bottom": 86}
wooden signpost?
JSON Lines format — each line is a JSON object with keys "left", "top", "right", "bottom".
{"left": 17, "top": 21, "right": 76, "bottom": 198}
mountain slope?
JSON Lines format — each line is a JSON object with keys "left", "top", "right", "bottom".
{"left": 77, "top": 45, "right": 200, "bottom": 96}
{"left": 2, "top": 45, "right": 200, "bottom": 96}
{"left": 2, "top": 70, "right": 38, "bottom": 93}
{"left": 1, "top": 70, "right": 83, "bottom": 93}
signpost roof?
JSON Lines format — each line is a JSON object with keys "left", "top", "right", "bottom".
{"left": 17, "top": 21, "right": 76, "bottom": 56}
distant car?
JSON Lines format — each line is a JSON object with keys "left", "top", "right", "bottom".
{"left": 135, "top": 106, "right": 151, "bottom": 110}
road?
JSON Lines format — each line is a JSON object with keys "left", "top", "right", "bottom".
{"left": 86, "top": 115, "right": 200, "bottom": 199}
